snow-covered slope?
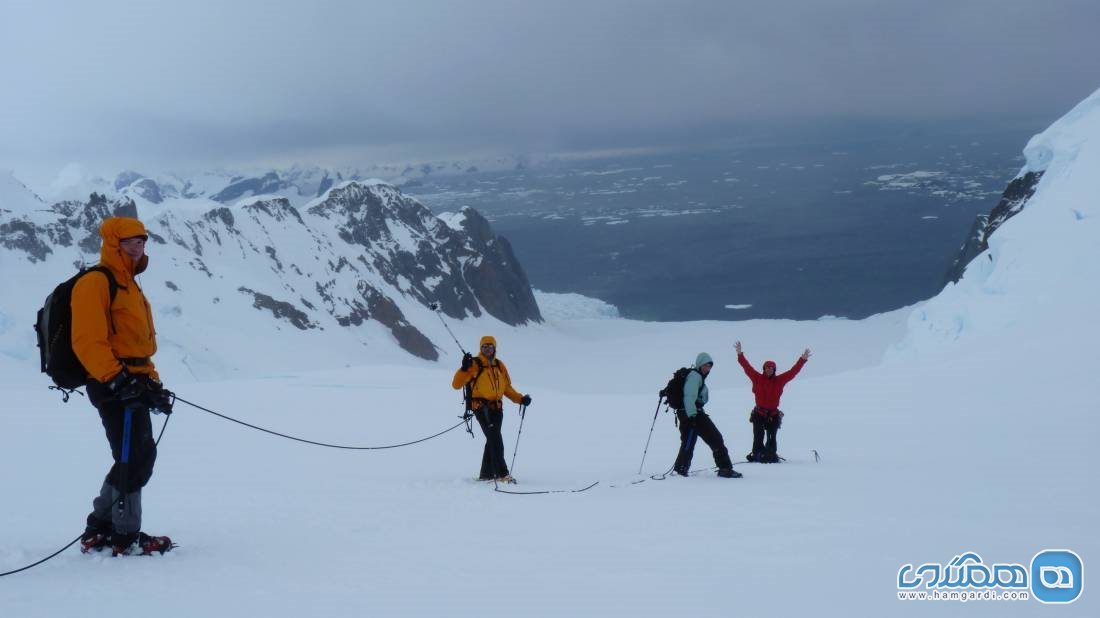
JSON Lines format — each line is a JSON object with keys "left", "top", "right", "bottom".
{"left": 0, "top": 169, "right": 46, "bottom": 216}
{"left": 899, "top": 86, "right": 1100, "bottom": 359}
{"left": 534, "top": 289, "right": 621, "bottom": 320}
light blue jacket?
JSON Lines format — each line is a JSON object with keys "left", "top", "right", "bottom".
{"left": 683, "top": 352, "right": 713, "bottom": 417}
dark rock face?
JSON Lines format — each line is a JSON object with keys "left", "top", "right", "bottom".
{"left": 945, "top": 214, "right": 988, "bottom": 284}
{"left": 308, "top": 183, "right": 541, "bottom": 326}
{"left": 361, "top": 283, "right": 438, "bottom": 360}
{"left": 238, "top": 286, "right": 318, "bottom": 330}
{"left": 130, "top": 178, "right": 164, "bottom": 204}
{"left": 308, "top": 184, "right": 480, "bottom": 340}
{"left": 190, "top": 258, "right": 213, "bottom": 278}
{"left": 115, "top": 171, "right": 144, "bottom": 191}
{"left": 0, "top": 193, "right": 138, "bottom": 262}
{"left": 212, "top": 172, "right": 285, "bottom": 203}
{"left": 204, "top": 207, "right": 235, "bottom": 228}
{"left": 243, "top": 198, "right": 303, "bottom": 225}
{"left": 0, "top": 219, "right": 52, "bottom": 262}
{"left": 316, "top": 173, "right": 335, "bottom": 197}
{"left": 945, "top": 171, "right": 1043, "bottom": 284}
{"left": 985, "top": 171, "right": 1044, "bottom": 237}
{"left": 456, "top": 208, "right": 542, "bottom": 325}
{"left": 66, "top": 193, "right": 139, "bottom": 243}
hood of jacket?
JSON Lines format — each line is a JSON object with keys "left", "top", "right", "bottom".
{"left": 694, "top": 352, "right": 713, "bottom": 369}
{"left": 99, "top": 217, "right": 149, "bottom": 278}
{"left": 477, "top": 335, "right": 498, "bottom": 363}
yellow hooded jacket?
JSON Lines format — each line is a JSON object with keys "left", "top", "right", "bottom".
{"left": 71, "top": 217, "right": 159, "bottom": 383}
{"left": 451, "top": 335, "right": 524, "bottom": 407}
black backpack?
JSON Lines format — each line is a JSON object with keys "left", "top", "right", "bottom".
{"left": 463, "top": 357, "right": 487, "bottom": 412}
{"left": 660, "top": 367, "right": 694, "bottom": 410}
{"left": 35, "top": 266, "right": 118, "bottom": 390}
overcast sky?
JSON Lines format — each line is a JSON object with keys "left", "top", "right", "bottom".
{"left": 2, "top": 0, "right": 1099, "bottom": 182}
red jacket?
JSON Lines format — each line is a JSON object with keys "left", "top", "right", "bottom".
{"left": 738, "top": 352, "right": 805, "bottom": 409}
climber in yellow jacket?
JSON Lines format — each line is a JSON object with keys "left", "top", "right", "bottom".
{"left": 452, "top": 335, "right": 531, "bottom": 482}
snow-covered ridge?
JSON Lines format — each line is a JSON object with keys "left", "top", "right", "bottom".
{"left": 0, "top": 181, "right": 542, "bottom": 373}
{"left": 1023, "top": 91, "right": 1100, "bottom": 174}
{"left": 0, "top": 169, "right": 46, "bottom": 216}
{"left": 897, "top": 86, "right": 1100, "bottom": 357}
{"left": 29, "top": 155, "right": 540, "bottom": 209}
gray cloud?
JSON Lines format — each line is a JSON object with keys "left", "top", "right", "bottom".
{"left": 2, "top": 0, "right": 1099, "bottom": 179}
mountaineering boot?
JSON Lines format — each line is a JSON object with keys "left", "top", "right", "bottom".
{"left": 717, "top": 468, "right": 743, "bottom": 478}
{"left": 111, "top": 532, "right": 175, "bottom": 556}
{"left": 672, "top": 465, "right": 690, "bottom": 477}
{"left": 498, "top": 474, "right": 517, "bottom": 484}
{"left": 760, "top": 452, "right": 780, "bottom": 464}
{"left": 746, "top": 451, "right": 760, "bottom": 463}
{"left": 80, "top": 530, "right": 111, "bottom": 553}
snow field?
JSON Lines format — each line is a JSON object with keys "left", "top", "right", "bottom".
{"left": 2, "top": 305, "right": 1095, "bottom": 616}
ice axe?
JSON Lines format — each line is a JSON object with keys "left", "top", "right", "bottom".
{"left": 429, "top": 302, "right": 466, "bottom": 355}
{"left": 430, "top": 302, "right": 476, "bottom": 438}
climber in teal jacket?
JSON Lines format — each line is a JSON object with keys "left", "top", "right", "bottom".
{"left": 681, "top": 354, "right": 709, "bottom": 417}
{"left": 672, "top": 352, "right": 740, "bottom": 478}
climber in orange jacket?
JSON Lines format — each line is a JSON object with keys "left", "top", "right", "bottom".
{"left": 72, "top": 217, "right": 174, "bottom": 556}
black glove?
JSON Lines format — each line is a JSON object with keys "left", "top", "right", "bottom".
{"left": 460, "top": 352, "right": 473, "bottom": 371}
{"left": 520, "top": 394, "right": 532, "bottom": 406}
{"left": 105, "top": 370, "right": 146, "bottom": 404}
{"left": 142, "top": 377, "right": 174, "bottom": 415}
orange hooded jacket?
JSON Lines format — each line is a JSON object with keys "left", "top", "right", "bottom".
{"left": 451, "top": 335, "right": 524, "bottom": 408}
{"left": 71, "top": 217, "right": 159, "bottom": 383}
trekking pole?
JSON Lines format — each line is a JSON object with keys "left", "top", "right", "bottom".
{"left": 510, "top": 404, "right": 527, "bottom": 473}
{"left": 116, "top": 407, "right": 134, "bottom": 527}
{"left": 429, "top": 302, "right": 467, "bottom": 355}
{"left": 637, "top": 395, "right": 665, "bottom": 475}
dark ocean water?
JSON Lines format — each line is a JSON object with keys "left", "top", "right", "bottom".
{"left": 407, "top": 129, "right": 1028, "bottom": 321}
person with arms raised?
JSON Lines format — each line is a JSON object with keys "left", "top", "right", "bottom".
{"left": 735, "top": 340, "right": 810, "bottom": 464}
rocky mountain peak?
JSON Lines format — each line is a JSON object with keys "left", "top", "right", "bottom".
{"left": 0, "top": 192, "right": 137, "bottom": 262}
{"left": 1, "top": 179, "right": 541, "bottom": 364}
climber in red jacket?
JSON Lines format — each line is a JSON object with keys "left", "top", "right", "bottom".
{"left": 735, "top": 340, "right": 811, "bottom": 463}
